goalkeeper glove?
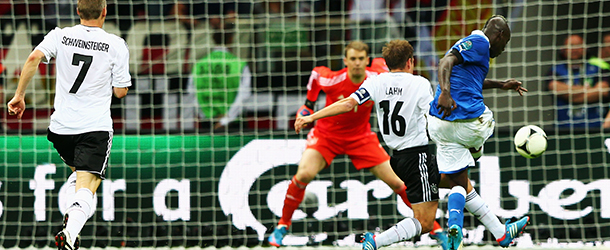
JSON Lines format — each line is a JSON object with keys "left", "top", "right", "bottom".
{"left": 296, "top": 105, "right": 314, "bottom": 117}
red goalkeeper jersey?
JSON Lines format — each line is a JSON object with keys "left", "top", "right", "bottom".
{"left": 305, "top": 58, "right": 387, "bottom": 137}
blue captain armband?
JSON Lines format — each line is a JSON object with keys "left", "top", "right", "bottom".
{"left": 352, "top": 88, "right": 371, "bottom": 104}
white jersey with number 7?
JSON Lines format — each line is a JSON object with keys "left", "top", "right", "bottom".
{"left": 35, "top": 24, "right": 132, "bottom": 134}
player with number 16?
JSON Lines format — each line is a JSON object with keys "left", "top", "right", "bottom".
{"left": 294, "top": 40, "right": 441, "bottom": 250}
{"left": 269, "top": 41, "right": 447, "bottom": 249}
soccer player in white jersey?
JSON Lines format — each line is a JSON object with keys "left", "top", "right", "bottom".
{"left": 429, "top": 15, "right": 528, "bottom": 250}
{"left": 295, "top": 40, "right": 440, "bottom": 250}
{"left": 7, "top": 0, "right": 131, "bottom": 249}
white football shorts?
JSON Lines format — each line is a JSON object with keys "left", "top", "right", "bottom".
{"left": 427, "top": 106, "right": 495, "bottom": 174}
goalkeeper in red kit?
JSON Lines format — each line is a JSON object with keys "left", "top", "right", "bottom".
{"left": 268, "top": 41, "right": 448, "bottom": 249}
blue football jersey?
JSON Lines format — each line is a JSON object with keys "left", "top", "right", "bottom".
{"left": 430, "top": 30, "right": 490, "bottom": 121}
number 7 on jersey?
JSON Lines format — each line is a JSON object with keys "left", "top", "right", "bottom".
{"left": 70, "top": 53, "right": 93, "bottom": 94}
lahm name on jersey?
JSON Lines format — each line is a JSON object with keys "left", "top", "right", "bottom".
{"left": 61, "top": 36, "right": 110, "bottom": 52}
{"left": 385, "top": 87, "right": 403, "bottom": 95}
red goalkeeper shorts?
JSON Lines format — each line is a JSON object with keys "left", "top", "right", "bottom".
{"left": 305, "top": 128, "right": 390, "bottom": 170}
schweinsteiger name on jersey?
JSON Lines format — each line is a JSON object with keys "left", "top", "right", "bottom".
{"left": 61, "top": 36, "right": 110, "bottom": 52}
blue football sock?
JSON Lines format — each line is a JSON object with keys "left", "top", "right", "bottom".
{"left": 447, "top": 186, "right": 466, "bottom": 228}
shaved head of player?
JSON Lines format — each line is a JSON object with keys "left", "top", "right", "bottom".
{"left": 482, "top": 15, "right": 511, "bottom": 58}
{"left": 429, "top": 14, "right": 529, "bottom": 250}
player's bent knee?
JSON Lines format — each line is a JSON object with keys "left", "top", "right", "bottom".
{"left": 412, "top": 201, "right": 439, "bottom": 234}
{"left": 414, "top": 215, "right": 435, "bottom": 234}
{"left": 294, "top": 173, "right": 314, "bottom": 184}
{"left": 411, "top": 216, "right": 434, "bottom": 233}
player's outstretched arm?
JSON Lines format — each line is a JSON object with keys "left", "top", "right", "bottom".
{"left": 294, "top": 97, "right": 358, "bottom": 134}
{"left": 483, "top": 79, "right": 527, "bottom": 96}
{"left": 7, "top": 49, "right": 45, "bottom": 119}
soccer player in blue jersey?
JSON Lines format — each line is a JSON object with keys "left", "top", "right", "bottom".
{"left": 428, "top": 15, "right": 529, "bottom": 250}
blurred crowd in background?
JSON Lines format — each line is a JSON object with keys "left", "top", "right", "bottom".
{"left": 0, "top": 0, "right": 609, "bottom": 132}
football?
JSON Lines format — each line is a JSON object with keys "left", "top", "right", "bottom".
{"left": 514, "top": 125, "right": 547, "bottom": 159}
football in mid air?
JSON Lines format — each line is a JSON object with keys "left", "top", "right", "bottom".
{"left": 514, "top": 125, "right": 547, "bottom": 159}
